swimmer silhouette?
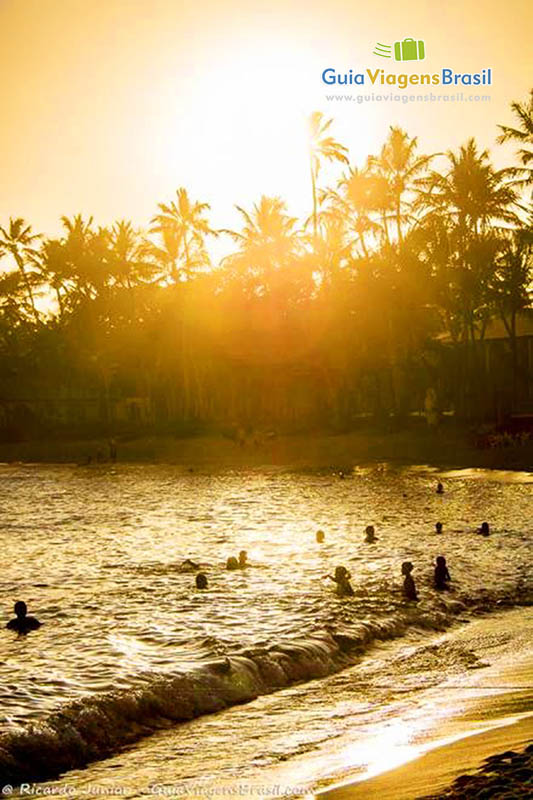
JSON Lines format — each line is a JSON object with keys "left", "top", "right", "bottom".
{"left": 195, "top": 573, "right": 208, "bottom": 590}
{"left": 434, "top": 556, "right": 451, "bottom": 590}
{"left": 435, "top": 522, "right": 443, "bottom": 534}
{"left": 180, "top": 559, "right": 200, "bottom": 572}
{"left": 401, "top": 562, "right": 418, "bottom": 601}
{"left": 6, "top": 601, "right": 41, "bottom": 634}
{"left": 238, "top": 550, "right": 248, "bottom": 568}
{"left": 478, "top": 521, "right": 490, "bottom": 536}
{"left": 326, "top": 566, "right": 354, "bottom": 597}
{"left": 365, "top": 525, "right": 378, "bottom": 543}
{"left": 316, "top": 529, "right": 325, "bottom": 543}
{"left": 436, "top": 482, "right": 444, "bottom": 494}
{"left": 226, "top": 556, "right": 239, "bottom": 570}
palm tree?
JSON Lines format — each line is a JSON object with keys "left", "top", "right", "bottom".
{"left": 0, "top": 217, "right": 41, "bottom": 322}
{"left": 497, "top": 89, "right": 533, "bottom": 190}
{"left": 150, "top": 188, "right": 216, "bottom": 282}
{"left": 368, "top": 127, "right": 434, "bottom": 246}
{"left": 308, "top": 112, "right": 349, "bottom": 239}
{"left": 333, "top": 166, "right": 383, "bottom": 257}
{"left": 222, "top": 196, "right": 301, "bottom": 297}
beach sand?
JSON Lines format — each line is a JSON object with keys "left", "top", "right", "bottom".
{"left": 318, "top": 637, "right": 533, "bottom": 800}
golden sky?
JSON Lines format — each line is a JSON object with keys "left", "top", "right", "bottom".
{"left": 0, "top": 0, "right": 531, "bottom": 240}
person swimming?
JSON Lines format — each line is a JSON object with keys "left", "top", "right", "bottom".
{"left": 401, "top": 561, "right": 418, "bottom": 601}
{"left": 478, "top": 521, "right": 490, "bottom": 536}
{"left": 238, "top": 550, "right": 247, "bottom": 568}
{"left": 326, "top": 566, "right": 355, "bottom": 597}
{"left": 436, "top": 482, "right": 444, "bottom": 494}
{"left": 435, "top": 522, "right": 443, "bottom": 534}
{"left": 180, "top": 559, "right": 200, "bottom": 572}
{"left": 6, "top": 601, "right": 41, "bottom": 634}
{"left": 195, "top": 573, "right": 208, "bottom": 590}
{"left": 365, "top": 525, "right": 378, "bottom": 543}
{"left": 434, "top": 556, "right": 451, "bottom": 590}
{"left": 316, "top": 529, "right": 325, "bottom": 543}
{"left": 226, "top": 556, "right": 239, "bottom": 570}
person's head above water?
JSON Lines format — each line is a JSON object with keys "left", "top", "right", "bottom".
{"left": 436, "top": 555, "right": 447, "bottom": 567}
{"left": 226, "top": 556, "right": 239, "bottom": 570}
{"left": 401, "top": 561, "right": 414, "bottom": 576}
{"left": 238, "top": 550, "right": 247, "bottom": 566}
{"left": 365, "top": 525, "right": 376, "bottom": 541}
{"left": 334, "top": 566, "right": 350, "bottom": 580}
{"left": 480, "top": 521, "right": 490, "bottom": 535}
{"left": 435, "top": 522, "right": 443, "bottom": 533}
{"left": 14, "top": 601, "right": 27, "bottom": 618}
{"left": 195, "top": 573, "right": 208, "bottom": 590}
{"left": 316, "top": 529, "right": 325, "bottom": 543}
{"left": 436, "top": 482, "right": 444, "bottom": 494}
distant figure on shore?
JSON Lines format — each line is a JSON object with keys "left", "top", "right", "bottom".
{"left": 238, "top": 550, "right": 248, "bottom": 568}
{"left": 436, "top": 482, "right": 444, "bottom": 495}
{"left": 6, "top": 601, "right": 41, "bottom": 634}
{"left": 365, "top": 525, "right": 377, "bottom": 543}
{"left": 478, "top": 521, "right": 490, "bottom": 536}
{"left": 108, "top": 438, "right": 117, "bottom": 463}
{"left": 316, "top": 529, "right": 325, "bottom": 543}
{"left": 326, "top": 566, "right": 354, "bottom": 597}
{"left": 434, "top": 556, "right": 451, "bottom": 590}
{"left": 180, "top": 559, "right": 200, "bottom": 572}
{"left": 195, "top": 573, "right": 208, "bottom": 590}
{"left": 226, "top": 556, "right": 239, "bottom": 570}
{"left": 435, "top": 522, "right": 443, "bottom": 534}
{"left": 402, "top": 562, "right": 418, "bottom": 601}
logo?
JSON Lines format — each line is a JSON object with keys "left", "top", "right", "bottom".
{"left": 373, "top": 38, "right": 426, "bottom": 61}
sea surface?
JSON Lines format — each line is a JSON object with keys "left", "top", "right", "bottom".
{"left": 0, "top": 462, "right": 531, "bottom": 792}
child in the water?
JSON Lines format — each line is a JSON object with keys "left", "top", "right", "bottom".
{"left": 434, "top": 556, "right": 451, "bottom": 590}
{"left": 195, "top": 573, "right": 208, "bottom": 590}
{"left": 326, "top": 566, "right": 354, "bottom": 597}
{"left": 478, "top": 522, "right": 490, "bottom": 536}
{"left": 402, "top": 561, "right": 418, "bottom": 601}
{"left": 435, "top": 522, "right": 443, "bottom": 534}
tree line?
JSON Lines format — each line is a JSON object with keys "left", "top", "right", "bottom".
{"left": 1, "top": 91, "right": 532, "bottom": 439}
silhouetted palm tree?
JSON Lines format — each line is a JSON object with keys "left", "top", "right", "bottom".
{"left": 0, "top": 218, "right": 41, "bottom": 322}
{"left": 308, "top": 112, "right": 349, "bottom": 239}
{"left": 369, "top": 126, "right": 434, "bottom": 246}
{"left": 150, "top": 188, "right": 216, "bottom": 281}
{"left": 497, "top": 89, "right": 533, "bottom": 190}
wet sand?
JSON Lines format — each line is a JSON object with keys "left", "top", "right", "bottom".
{"left": 318, "top": 645, "right": 533, "bottom": 800}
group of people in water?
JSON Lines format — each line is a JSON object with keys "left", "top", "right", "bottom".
{"left": 6, "top": 480, "right": 494, "bottom": 632}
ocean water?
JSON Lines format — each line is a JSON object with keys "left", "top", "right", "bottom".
{"left": 0, "top": 462, "right": 531, "bottom": 789}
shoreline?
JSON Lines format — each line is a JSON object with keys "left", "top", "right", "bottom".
{"left": 318, "top": 716, "right": 533, "bottom": 800}
{"left": 1, "top": 430, "right": 533, "bottom": 472}
{"left": 316, "top": 616, "right": 533, "bottom": 800}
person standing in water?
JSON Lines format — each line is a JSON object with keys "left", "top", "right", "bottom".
{"left": 434, "top": 556, "right": 451, "bottom": 590}
{"left": 435, "top": 522, "right": 443, "bottom": 534}
{"left": 325, "top": 566, "right": 355, "bottom": 597}
{"left": 402, "top": 562, "right": 418, "bottom": 601}
{"left": 365, "top": 525, "right": 378, "bottom": 543}
{"left": 195, "top": 573, "right": 208, "bottom": 590}
{"left": 6, "top": 601, "right": 41, "bottom": 633}
{"left": 436, "top": 482, "right": 444, "bottom": 495}
{"left": 316, "top": 530, "right": 325, "bottom": 543}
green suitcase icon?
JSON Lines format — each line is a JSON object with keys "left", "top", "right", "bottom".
{"left": 394, "top": 38, "right": 425, "bottom": 61}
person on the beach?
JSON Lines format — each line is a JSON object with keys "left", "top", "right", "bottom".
{"left": 478, "top": 521, "right": 490, "bottom": 536}
{"left": 226, "top": 556, "right": 239, "bottom": 570}
{"left": 434, "top": 556, "right": 451, "bottom": 590}
{"left": 402, "top": 562, "right": 418, "bottom": 601}
{"left": 238, "top": 550, "right": 248, "bottom": 568}
{"left": 436, "top": 482, "right": 444, "bottom": 494}
{"left": 365, "top": 525, "right": 377, "bottom": 543}
{"left": 6, "top": 601, "right": 41, "bottom": 634}
{"left": 326, "top": 566, "right": 354, "bottom": 597}
{"left": 435, "top": 522, "right": 443, "bottom": 534}
{"left": 195, "top": 573, "right": 208, "bottom": 590}
{"left": 316, "top": 529, "right": 325, "bottom": 543}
